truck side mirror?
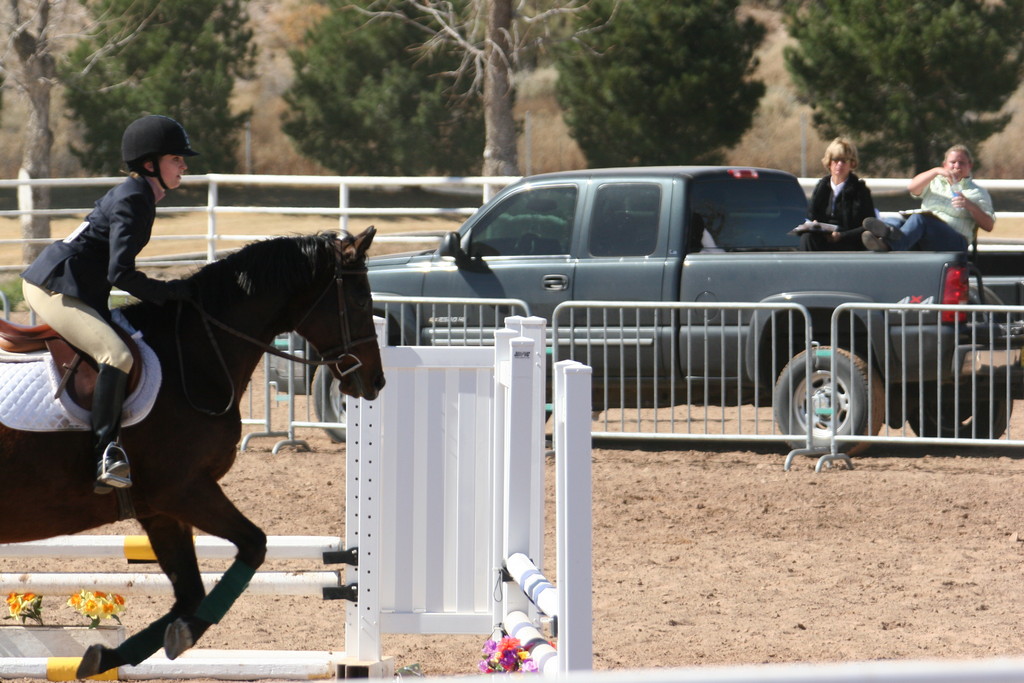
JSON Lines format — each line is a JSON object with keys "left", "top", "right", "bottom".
{"left": 438, "top": 231, "right": 462, "bottom": 259}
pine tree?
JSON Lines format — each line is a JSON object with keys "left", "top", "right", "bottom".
{"left": 61, "top": 0, "right": 255, "bottom": 174}
{"left": 554, "top": 0, "right": 765, "bottom": 167}
{"left": 784, "top": 0, "right": 1024, "bottom": 174}
{"left": 282, "top": 2, "right": 484, "bottom": 176}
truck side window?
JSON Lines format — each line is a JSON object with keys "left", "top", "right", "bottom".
{"left": 589, "top": 184, "right": 661, "bottom": 257}
{"left": 468, "top": 186, "right": 578, "bottom": 257}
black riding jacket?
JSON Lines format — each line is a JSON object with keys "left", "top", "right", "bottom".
{"left": 22, "top": 175, "right": 183, "bottom": 319}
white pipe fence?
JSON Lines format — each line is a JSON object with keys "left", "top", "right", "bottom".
{"left": 0, "top": 173, "right": 1021, "bottom": 272}
{"left": 799, "top": 176, "right": 1024, "bottom": 229}
{"left": 0, "top": 174, "right": 519, "bottom": 270}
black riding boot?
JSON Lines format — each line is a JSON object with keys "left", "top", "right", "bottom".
{"left": 92, "top": 364, "right": 131, "bottom": 493}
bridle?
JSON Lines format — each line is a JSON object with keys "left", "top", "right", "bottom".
{"left": 177, "top": 267, "right": 378, "bottom": 416}
{"left": 292, "top": 268, "right": 378, "bottom": 372}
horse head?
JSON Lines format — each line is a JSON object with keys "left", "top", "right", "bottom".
{"left": 294, "top": 226, "right": 385, "bottom": 401}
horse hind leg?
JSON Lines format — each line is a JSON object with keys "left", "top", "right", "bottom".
{"left": 77, "top": 515, "right": 206, "bottom": 678}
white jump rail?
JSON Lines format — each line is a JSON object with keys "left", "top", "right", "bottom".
{"left": 1, "top": 650, "right": 345, "bottom": 681}
{"left": 0, "top": 535, "right": 343, "bottom": 561}
{"left": 0, "top": 571, "right": 341, "bottom": 597}
{"left": 412, "top": 657, "right": 1024, "bottom": 683}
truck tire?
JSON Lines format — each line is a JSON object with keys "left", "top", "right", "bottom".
{"left": 907, "top": 387, "right": 1011, "bottom": 440}
{"left": 968, "top": 285, "right": 1005, "bottom": 325}
{"left": 968, "top": 284, "right": 1002, "bottom": 306}
{"left": 312, "top": 368, "right": 346, "bottom": 443}
{"left": 905, "top": 285, "right": 1012, "bottom": 439}
{"left": 773, "top": 346, "right": 884, "bottom": 455}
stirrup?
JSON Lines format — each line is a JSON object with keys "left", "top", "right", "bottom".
{"left": 95, "top": 442, "right": 132, "bottom": 492}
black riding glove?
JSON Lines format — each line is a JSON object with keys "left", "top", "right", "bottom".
{"left": 116, "top": 272, "right": 196, "bottom": 305}
{"left": 164, "top": 278, "right": 196, "bottom": 302}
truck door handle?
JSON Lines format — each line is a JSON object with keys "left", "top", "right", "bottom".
{"left": 543, "top": 274, "right": 569, "bottom": 291}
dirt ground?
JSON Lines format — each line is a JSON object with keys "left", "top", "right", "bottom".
{"left": 1, "top": 219, "right": 1023, "bottom": 681}
{"left": 3, "top": 423, "right": 1023, "bottom": 681}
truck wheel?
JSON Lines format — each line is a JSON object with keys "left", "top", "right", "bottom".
{"left": 968, "top": 284, "right": 1003, "bottom": 306}
{"left": 312, "top": 368, "right": 346, "bottom": 443}
{"left": 907, "top": 389, "right": 1011, "bottom": 440}
{"left": 968, "top": 285, "right": 1005, "bottom": 325}
{"left": 773, "top": 346, "right": 884, "bottom": 455}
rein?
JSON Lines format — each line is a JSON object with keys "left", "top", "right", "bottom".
{"left": 176, "top": 269, "right": 377, "bottom": 416}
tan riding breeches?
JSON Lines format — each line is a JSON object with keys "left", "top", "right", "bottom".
{"left": 21, "top": 280, "right": 133, "bottom": 373}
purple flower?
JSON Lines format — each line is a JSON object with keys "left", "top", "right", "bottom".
{"left": 521, "top": 659, "right": 539, "bottom": 673}
{"left": 499, "top": 651, "right": 519, "bottom": 670}
{"left": 481, "top": 639, "right": 499, "bottom": 656}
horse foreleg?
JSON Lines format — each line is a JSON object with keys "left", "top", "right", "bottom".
{"left": 164, "top": 558, "right": 258, "bottom": 659}
{"left": 77, "top": 515, "right": 205, "bottom": 678}
{"left": 161, "top": 478, "right": 268, "bottom": 660}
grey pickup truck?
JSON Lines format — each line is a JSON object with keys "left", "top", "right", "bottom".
{"left": 361, "top": 166, "right": 1023, "bottom": 447}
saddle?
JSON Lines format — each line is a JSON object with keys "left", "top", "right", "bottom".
{"left": 0, "top": 318, "right": 142, "bottom": 411}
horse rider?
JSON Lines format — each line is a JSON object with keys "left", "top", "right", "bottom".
{"left": 21, "top": 115, "right": 198, "bottom": 493}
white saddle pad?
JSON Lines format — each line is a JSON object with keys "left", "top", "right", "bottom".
{"left": 0, "top": 311, "right": 162, "bottom": 432}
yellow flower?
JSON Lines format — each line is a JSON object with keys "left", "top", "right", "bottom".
{"left": 68, "top": 590, "right": 126, "bottom": 628}
{"left": 5, "top": 592, "right": 44, "bottom": 625}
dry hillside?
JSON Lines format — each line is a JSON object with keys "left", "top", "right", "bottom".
{"left": 1, "top": 2, "right": 1023, "bottom": 178}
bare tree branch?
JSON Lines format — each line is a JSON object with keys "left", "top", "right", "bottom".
{"left": 340, "top": 0, "right": 620, "bottom": 174}
{"left": 74, "top": 0, "right": 164, "bottom": 78}
{"left": 0, "top": 0, "right": 167, "bottom": 261}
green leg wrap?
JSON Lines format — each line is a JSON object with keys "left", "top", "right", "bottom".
{"left": 115, "top": 613, "right": 178, "bottom": 665}
{"left": 194, "top": 559, "right": 256, "bottom": 624}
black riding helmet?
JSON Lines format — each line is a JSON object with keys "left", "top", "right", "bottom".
{"left": 122, "top": 115, "right": 198, "bottom": 188}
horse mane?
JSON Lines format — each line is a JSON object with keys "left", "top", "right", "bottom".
{"left": 187, "top": 231, "right": 342, "bottom": 315}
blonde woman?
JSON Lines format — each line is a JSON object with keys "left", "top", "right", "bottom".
{"left": 799, "top": 137, "right": 877, "bottom": 251}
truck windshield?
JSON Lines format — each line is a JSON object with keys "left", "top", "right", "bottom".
{"left": 689, "top": 178, "right": 806, "bottom": 251}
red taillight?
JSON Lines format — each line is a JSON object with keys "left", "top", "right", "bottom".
{"left": 727, "top": 168, "right": 759, "bottom": 179}
{"left": 941, "top": 265, "right": 968, "bottom": 323}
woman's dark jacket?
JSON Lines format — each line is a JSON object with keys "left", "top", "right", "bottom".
{"left": 801, "top": 172, "right": 876, "bottom": 251}
{"left": 22, "top": 175, "right": 187, "bottom": 319}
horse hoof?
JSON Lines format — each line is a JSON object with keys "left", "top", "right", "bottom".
{"left": 77, "top": 644, "right": 104, "bottom": 678}
{"left": 163, "top": 618, "right": 194, "bottom": 660}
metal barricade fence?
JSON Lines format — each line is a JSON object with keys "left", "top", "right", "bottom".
{"left": 793, "top": 301, "right": 1024, "bottom": 471}
{"left": 241, "top": 296, "right": 1024, "bottom": 465}
{"left": 550, "top": 301, "right": 815, "bottom": 445}
{"left": 241, "top": 296, "right": 530, "bottom": 452}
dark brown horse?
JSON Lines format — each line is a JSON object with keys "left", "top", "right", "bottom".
{"left": 0, "top": 228, "right": 384, "bottom": 676}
